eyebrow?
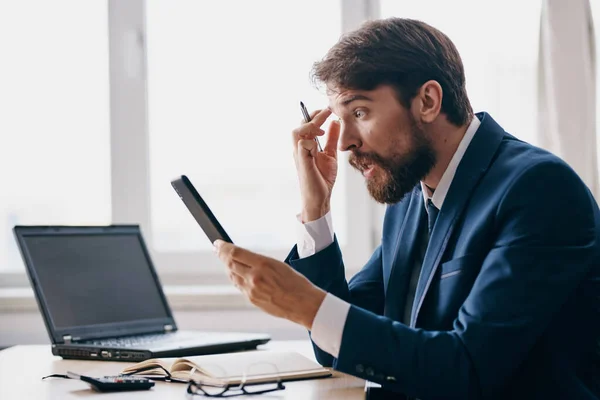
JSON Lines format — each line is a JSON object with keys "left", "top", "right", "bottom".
{"left": 340, "top": 94, "right": 373, "bottom": 107}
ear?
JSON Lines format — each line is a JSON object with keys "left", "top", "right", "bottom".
{"left": 413, "top": 80, "right": 443, "bottom": 124}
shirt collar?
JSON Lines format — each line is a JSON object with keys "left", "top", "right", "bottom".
{"left": 421, "top": 115, "right": 481, "bottom": 211}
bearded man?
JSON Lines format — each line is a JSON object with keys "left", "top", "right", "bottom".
{"left": 214, "top": 17, "right": 600, "bottom": 400}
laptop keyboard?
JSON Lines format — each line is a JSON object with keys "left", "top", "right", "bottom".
{"left": 85, "top": 333, "right": 182, "bottom": 348}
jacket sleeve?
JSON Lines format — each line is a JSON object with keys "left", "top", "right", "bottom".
{"left": 285, "top": 236, "right": 385, "bottom": 366}
{"left": 332, "top": 161, "right": 600, "bottom": 399}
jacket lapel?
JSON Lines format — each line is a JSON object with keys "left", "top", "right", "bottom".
{"left": 384, "top": 187, "right": 426, "bottom": 321}
{"left": 410, "top": 112, "right": 507, "bottom": 327}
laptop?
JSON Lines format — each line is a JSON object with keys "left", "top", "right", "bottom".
{"left": 13, "top": 225, "right": 271, "bottom": 361}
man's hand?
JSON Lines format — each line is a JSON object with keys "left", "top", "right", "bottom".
{"left": 292, "top": 109, "right": 341, "bottom": 222}
{"left": 214, "top": 240, "right": 326, "bottom": 330}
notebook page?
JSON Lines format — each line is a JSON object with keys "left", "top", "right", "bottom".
{"left": 180, "top": 350, "right": 325, "bottom": 379}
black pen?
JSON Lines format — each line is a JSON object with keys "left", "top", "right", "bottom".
{"left": 300, "top": 101, "right": 323, "bottom": 152}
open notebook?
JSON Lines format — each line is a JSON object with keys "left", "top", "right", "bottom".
{"left": 120, "top": 350, "right": 332, "bottom": 386}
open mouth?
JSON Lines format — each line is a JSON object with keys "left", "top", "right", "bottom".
{"left": 362, "top": 164, "right": 376, "bottom": 178}
{"left": 349, "top": 153, "right": 380, "bottom": 179}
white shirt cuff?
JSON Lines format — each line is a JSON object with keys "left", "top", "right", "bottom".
{"left": 310, "top": 293, "right": 351, "bottom": 358}
{"left": 296, "top": 211, "right": 334, "bottom": 259}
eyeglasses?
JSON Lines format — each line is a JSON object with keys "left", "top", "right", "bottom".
{"left": 186, "top": 362, "right": 285, "bottom": 398}
{"left": 186, "top": 379, "right": 285, "bottom": 397}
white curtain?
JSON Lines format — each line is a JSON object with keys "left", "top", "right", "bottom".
{"left": 538, "top": 0, "right": 598, "bottom": 198}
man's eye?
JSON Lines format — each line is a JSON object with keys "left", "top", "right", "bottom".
{"left": 354, "top": 110, "right": 366, "bottom": 118}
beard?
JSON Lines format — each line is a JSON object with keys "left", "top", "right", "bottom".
{"left": 348, "top": 118, "right": 436, "bottom": 204}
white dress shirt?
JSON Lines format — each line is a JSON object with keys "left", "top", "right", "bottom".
{"left": 297, "top": 115, "right": 481, "bottom": 357}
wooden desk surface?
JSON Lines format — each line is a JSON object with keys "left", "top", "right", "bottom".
{"left": 0, "top": 341, "right": 366, "bottom": 399}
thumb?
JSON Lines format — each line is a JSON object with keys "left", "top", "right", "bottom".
{"left": 323, "top": 120, "right": 340, "bottom": 158}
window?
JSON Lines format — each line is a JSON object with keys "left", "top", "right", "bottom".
{"left": 3, "top": 0, "right": 555, "bottom": 283}
{"left": 0, "top": 0, "right": 377, "bottom": 286}
{"left": 145, "top": 0, "right": 357, "bottom": 273}
{"left": 0, "top": 1, "right": 111, "bottom": 272}
{"left": 380, "top": 0, "right": 543, "bottom": 145}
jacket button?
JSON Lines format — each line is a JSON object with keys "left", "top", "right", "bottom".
{"left": 366, "top": 367, "right": 374, "bottom": 376}
{"left": 356, "top": 364, "right": 365, "bottom": 374}
{"left": 386, "top": 376, "right": 397, "bottom": 382}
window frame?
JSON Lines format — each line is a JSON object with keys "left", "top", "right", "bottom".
{"left": 0, "top": 0, "right": 381, "bottom": 288}
{"left": 130, "top": 0, "right": 382, "bottom": 285}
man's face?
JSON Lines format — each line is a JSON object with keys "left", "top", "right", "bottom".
{"left": 328, "top": 85, "right": 437, "bottom": 204}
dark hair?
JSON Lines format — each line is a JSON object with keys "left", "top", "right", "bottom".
{"left": 311, "top": 17, "right": 472, "bottom": 126}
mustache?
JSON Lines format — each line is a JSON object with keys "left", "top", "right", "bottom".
{"left": 348, "top": 151, "right": 386, "bottom": 170}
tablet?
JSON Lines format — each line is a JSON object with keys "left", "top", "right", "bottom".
{"left": 171, "top": 175, "right": 233, "bottom": 244}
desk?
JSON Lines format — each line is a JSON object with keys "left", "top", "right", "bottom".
{"left": 0, "top": 341, "right": 366, "bottom": 399}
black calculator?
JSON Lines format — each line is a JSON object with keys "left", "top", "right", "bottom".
{"left": 67, "top": 371, "right": 155, "bottom": 392}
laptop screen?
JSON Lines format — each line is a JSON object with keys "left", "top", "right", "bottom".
{"left": 21, "top": 232, "right": 170, "bottom": 329}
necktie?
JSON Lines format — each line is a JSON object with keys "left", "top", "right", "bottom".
{"left": 402, "top": 201, "right": 436, "bottom": 326}
{"left": 426, "top": 199, "right": 439, "bottom": 234}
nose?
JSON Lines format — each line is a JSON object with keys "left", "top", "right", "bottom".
{"left": 337, "top": 122, "right": 362, "bottom": 152}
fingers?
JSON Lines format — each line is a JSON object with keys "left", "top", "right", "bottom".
{"left": 228, "top": 270, "right": 245, "bottom": 288}
{"left": 299, "top": 109, "right": 321, "bottom": 125}
{"left": 214, "top": 241, "right": 253, "bottom": 284}
{"left": 292, "top": 108, "right": 332, "bottom": 149}
{"left": 309, "top": 109, "right": 321, "bottom": 120}
{"left": 297, "top": 138, "right": 319, "bottom": 160}
{"left": 291, "top": 124, "right": 325, "bottom": 147}
{"left": 228, "top": 260, "right": 250, "bottom": 279}
{"left": 323, "top": 120, "right": 340, "bottom": 157}
{"left": 308, "top": 108, "right": 332, "bottom": 127}
{"left": 214, "top": 240, "right": 265, "bottom": 270}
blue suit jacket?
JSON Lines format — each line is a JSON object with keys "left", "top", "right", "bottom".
{"left": 286, "top": 113, "right": 600, "bottom": 399}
